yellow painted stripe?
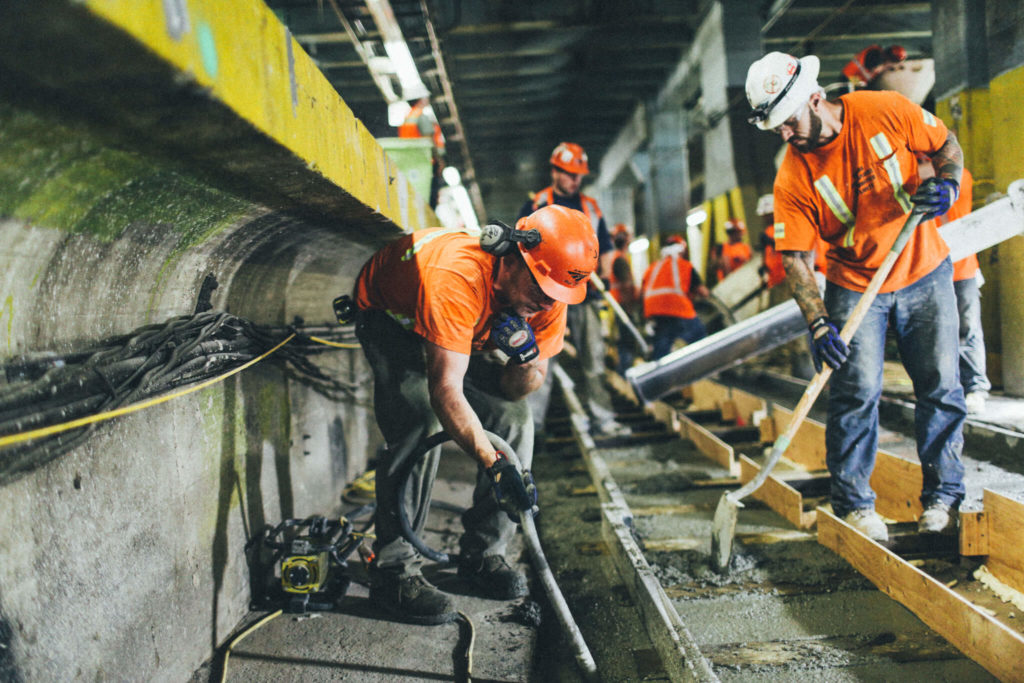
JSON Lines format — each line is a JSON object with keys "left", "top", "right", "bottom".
{"left": 83, "top": 0, "right": 434, "bottom": 232}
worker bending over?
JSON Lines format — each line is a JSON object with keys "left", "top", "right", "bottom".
{"left": 353, "top": 205, "right": 599, "bottom": 624}
{"left": 640, "top": 235, "right": 709, "bottom": 359}
{"left": 746, "top": 51, "right": 967, "bottom": 542}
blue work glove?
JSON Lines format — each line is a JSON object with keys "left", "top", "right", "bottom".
{"left": 487, "top": 451, "right": 539, "bottom": 523}
{"left": 911, "top": 177, "right": 959, "bottom": 220}
{"left": 491, "top": 312, "right": 539, "bottom": 365}
{"left": 808, "top": 315, "right": 849, "bottom": 373}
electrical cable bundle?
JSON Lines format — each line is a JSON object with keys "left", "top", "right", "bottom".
{"left": 0, "top": 311, "right": 362, "bottom": 485}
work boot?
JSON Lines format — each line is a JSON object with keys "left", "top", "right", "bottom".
{"left": 918, "top": 502, "right": 957, "bottom": 534}
{"left": 368, "top": 571, "right": 457, "bottom": 625}
{"left": 458, "top": 554, "right": 528, "bottom": 599}
{"left": 842, "top": 508, "right": 889, "bottom": 542}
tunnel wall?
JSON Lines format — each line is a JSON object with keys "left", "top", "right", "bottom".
{"left": 0, "top": 1, "right": 433, "bottom": 679}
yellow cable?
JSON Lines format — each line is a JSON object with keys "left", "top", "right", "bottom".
{"left": 457, "top": 610, "right": 475, "bottom": 682}
{"left": 308, "top": 335, "right": 360, "bottom": 349}
{"left": 0, "top": 333, "right": 295, "bottom": 449}
{"left": 219, "top": 609, "right": 283, "bottom": 683}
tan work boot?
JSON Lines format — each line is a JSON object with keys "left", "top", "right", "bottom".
{"left": 842, "top": 508, "right": 889, "bottom": 542}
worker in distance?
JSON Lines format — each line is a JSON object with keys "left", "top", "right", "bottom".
{"left": 351, "top": 205, "right": 599, "bottom": 624}
{"left": 745, "top": 51, "right": 967, "bottom": 542}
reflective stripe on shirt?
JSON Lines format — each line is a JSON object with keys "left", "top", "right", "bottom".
{"left": 813, "top": 175, "right": 856, "bottom": 247}
{"left": 869, "top": 133, "right": 913, "bottom": 213}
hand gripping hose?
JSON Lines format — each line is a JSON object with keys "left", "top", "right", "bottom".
{"left": 395, "top": 430, "right": 598, "bottom": 680}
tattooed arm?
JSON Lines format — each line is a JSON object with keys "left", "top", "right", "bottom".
{"left": 782, "top": 250, "right": 827, "bottom": 324}
{"left": 928, "top": 131, "right": 964, "bottom": 185}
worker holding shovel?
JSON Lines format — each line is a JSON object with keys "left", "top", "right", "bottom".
{"left": 744, "top": 52, "right": 967, "bottom": 543}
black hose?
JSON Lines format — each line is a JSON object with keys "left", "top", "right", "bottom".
{"left": 393, "top": 430, "right": 515, "bottom": 565}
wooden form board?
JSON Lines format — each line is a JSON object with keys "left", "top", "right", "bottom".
{"left": 767, "top": 403, "right": 922, "bottom": 523}
{"left": 739, "top": 455, "right": 817, "bottom": 528}
{"left": 768, "top": 404, "right": 828, "bottom": 471}
{"left": 726, "top": 386, "right": 768, "bottom": 426}
{"left": 870, "top": 450, "right": 924, "bottom": 522}
{"left": 983, "top": 489, "right": 1024, "bottom": 595}
{"left": 678, "top": 412, "right": 738, "bottom": 476}
{"left": 688, "top": 379, "right": 730, "bottom": 411}
{"left": 817, "top": 507, "right": 1024, "bottom": 681}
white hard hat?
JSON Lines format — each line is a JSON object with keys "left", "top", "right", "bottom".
{"left": 745, "top": 52, "right": 821, "bottom": 130}
{"left": 756, "top": 194, "right": 775, "bottom": 216}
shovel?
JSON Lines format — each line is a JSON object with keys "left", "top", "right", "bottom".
{"left": 710, "top": 208, "right": 926, "bottom": 572}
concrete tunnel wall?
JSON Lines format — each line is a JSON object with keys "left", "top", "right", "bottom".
{"left": 0, "top": 1, "right": 436, "bottom": 680}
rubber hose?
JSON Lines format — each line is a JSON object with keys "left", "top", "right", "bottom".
{"left": 394, "top": 430, "right": 515, "bottom": 564}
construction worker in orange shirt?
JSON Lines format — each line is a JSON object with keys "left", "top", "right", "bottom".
{"left": 746, "top": 51, "right": 966, "bottom": 543}
{"left": 518, "top": 142, "right": 626, "bottom": 436}
{"left": 917, "top": 159, "right": 989, "bottom": 415}
{"left": 352, "top": 205, "right": 599, "bottom": 624}
{"left": 609, "top": 224, "right": 641, "bottom": 374}
{"left": 640, "top": 235, "right": 709, "bottom": 359}
{"left": 711, "top": 219, "right": 752, "bottom": 282}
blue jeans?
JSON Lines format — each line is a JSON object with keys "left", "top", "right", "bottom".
{"left": 954, "top": 276, "right": 991, "bottom": 394}
{"left": 650, "top": 315, "right": 707, "bottom": 359}
{"left": 824, "top": 258, "right": 966, "bottom": 517}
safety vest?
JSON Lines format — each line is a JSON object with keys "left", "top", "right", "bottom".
{"left": 643, "top": 255, "right": 696, "bottom": 319}
{"left": 608, "top": 249, "right": 635, "bottom": 303}
{"left": 531, "top": 186, "right": 602, "bottom": 235}
{"left": 399, "top": 103, "right": 445, "bottom": 148}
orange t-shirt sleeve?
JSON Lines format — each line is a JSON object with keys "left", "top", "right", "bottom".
{"left": 772, "top": 176, "right": 821, "bottom": 252}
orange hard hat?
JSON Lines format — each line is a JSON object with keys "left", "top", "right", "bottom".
{"left": 725, "top": 219, "right": 747, "bottom": 232}
{"left": 665, "top": 234, "right": 687, "bottom": 248}
{"left": 549, "top": 142, "right": 590, "bottom": 175}
{"left": 516, "top": 205, "right": 599, "bottom": 304}
{"left": 612, "top": 223, "right": 631, "bottom": 237}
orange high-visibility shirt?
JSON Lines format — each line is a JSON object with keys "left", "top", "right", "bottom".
{"left": 608, "top": 249, "right": 636, "bottom": 304}
{"left": 773, "top": 90, "right": 951, "bottom": 293}
{"left": 354, "top": 228, "right": 566, "bottom": 359}
{"left": 721, "top": 242, "right": 751, "bottom": 275}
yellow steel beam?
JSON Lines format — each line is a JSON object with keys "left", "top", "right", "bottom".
{"left": 6, "top": 0, "right": 434, "bottom": 236}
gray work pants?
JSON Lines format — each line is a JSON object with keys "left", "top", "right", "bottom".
{"left": 566, "top": 300, "right": 617, "bottom": 423}
{"left": 355, "top": 309, "right": 534, "bottom": 577}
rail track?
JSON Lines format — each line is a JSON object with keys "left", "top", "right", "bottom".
{"left": 534, "top": 369, "right": 1024, "bottom": 682}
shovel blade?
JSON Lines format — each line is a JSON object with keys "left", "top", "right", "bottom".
{"left": 710, "top": 493, "right": 740, "bottom": 573}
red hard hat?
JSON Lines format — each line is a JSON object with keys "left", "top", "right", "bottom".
{"left": 726, "top": 219, "right": 747, "bottom": 232}
{"left": 516, "top": 205, "right": 599, "bottom": 304}
{"left": 612, "top": 223, "right": 631, "bottom": 238}
{"left": 549, "top": 142, "right": 590, "bottom": 175}
{"left": 665, "top": 235, "right": 686, "bottom": 246}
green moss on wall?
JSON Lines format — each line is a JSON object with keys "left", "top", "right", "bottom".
{"left": 0, "top": 104, "right": 250, "bottom": 247}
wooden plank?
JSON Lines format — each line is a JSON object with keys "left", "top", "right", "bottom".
{"left": 817, "top": 507, "right": 1024, "bottom": 681}
{"left": 985, "top": 489, "right": 1024, "bottom": 595}
{"left": 959, "top": 510, "right": 989, "bottom": 557}
{"left": 728, "top": 386, "right": 768, "bottom": 426}
{"left": 605, "top": 369, "right": 638, "bottom": 405}
{"left": 871, "top": 449, "right": 924, "bottom": 523}
{"left": 739, "top": 456, "right": 816, "bottom": 528}
{"left": 646, "top": 400, "right": 681, "bottom": 433}
{"left": 770, "top": 403, "right": 827, "bottom": 471}
{"left": 678, "top": 412, "right": 737, "bottom": 476}
{"left": 689, "top": 379, "right": 730, "bottom": 411}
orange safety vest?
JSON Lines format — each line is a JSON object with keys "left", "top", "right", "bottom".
{"left": 642, "top": 255, "right": 697, "bottom": 319}
{"left": 399, "top": 103, "right": 445, "bottom": 149}
{"left": 608, "top": 249, "right": 636, "bottom": 303}
{"left": 531, "top": 186, "right": 602, "bottom": 235}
